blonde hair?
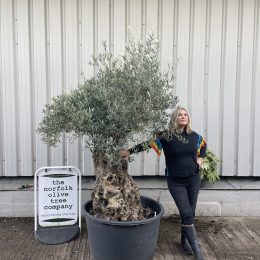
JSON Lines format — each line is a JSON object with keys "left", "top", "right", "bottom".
{"left": 168, "top": 107, "right": 192, "bottom": 134}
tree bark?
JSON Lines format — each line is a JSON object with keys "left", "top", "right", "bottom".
{"left": 91, "top": 154, "right": 147, "bottom": 221}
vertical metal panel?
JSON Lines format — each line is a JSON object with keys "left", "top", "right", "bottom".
{"left": 63, "top": 0, "right": 80, "bottom": 170}
{"left": 159, "top": 0, "right": 174, "bottom": 176}
{"left": 129, "top": 0, "right": 142, "bottom": 38}
{"left": 176, "top": 0, "right": 190, "bottom": 107}
{"left": 143, "top": 0, "right": 159, "bottom": 176}
{"left": 222, "top": 0, "right": 239, "bottom": 176}
{"left": 237, "top": 0, "right": 255, "bottom": 176}
{"left": 252, "top": 0, "right": 260, "bottom": 176}
{"left": 0, "top": 0, "right": 260, "bottom": 177}
{"left": 81, "top": 0, "right": 95, "bottom": 176}
{"left": 160, "top": 0, "right": 174, "bottom": 71}
{"left": 127, "top": 0, "right": 143, "bottom": 175}
{"left": 146, "top": 0, "right": 158, "bottom": 34}
{"left": 113, "top": 0, "right": 126, "bottom": 56}
{"left": 16, "top": 0, "right": 33, "bottom": 176}
{"left": 32, "top": 0, "right": 48, "bottom": 172}
{"left": 1, "top": 0, "right": 18, "bottom": 176}
{"left": 97, "top": 0, "right": 110, "bottom": 52}
{"left": 0, "top": 0, "right": 3, "bottom": 176}
{"left": 207, "top": 0, "right": 222, "bottom": 156}
{"left": 190, "top": 0, "right": 207, "bottom": 134}
{"left": 48, "top": 0, "right": 64, "bottom": 166}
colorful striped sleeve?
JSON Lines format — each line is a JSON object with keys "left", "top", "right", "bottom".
{"left": 197, "top": 135, "right": 207, "bottom": 158}
{"left": 150, "top": 138, "right": 162, "bottom": 156}
{"left": 128, "top": 138, "right": 162, "bottom": 156}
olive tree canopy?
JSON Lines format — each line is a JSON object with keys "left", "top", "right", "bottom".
{"left": 38, "top": 35, "right": 178, "bottom": 220}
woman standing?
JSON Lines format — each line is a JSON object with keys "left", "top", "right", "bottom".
{"left": 122, "top": 107, "right": 206, "bottom": 260}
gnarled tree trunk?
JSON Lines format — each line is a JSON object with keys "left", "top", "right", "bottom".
{"left": 91, "top": 154, "right": 147, "bottom": 221}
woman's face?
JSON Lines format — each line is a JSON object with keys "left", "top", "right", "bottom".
{"left": 177, "top": 109, "right": 189, "bottom": 127}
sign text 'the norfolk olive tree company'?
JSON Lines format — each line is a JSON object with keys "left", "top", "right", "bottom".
{"left": 38, "top": 171, "right": 78, "bottom": 227}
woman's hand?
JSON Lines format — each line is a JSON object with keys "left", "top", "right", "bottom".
{"left": 120, "top": 149, "right": 129, "bottom": 161}
{"left": 197, "top": 157, "right": 204, "bottom": 168}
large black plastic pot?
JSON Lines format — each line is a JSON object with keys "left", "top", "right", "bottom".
{"left": 82, "top": 196, "right": 164, "bottom": 260}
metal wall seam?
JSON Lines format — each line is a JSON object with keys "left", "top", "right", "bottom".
{"left": 0, "top": 0, "right": 3, "bottom": 176}
{"left": 125, "top": 0, "right": 130, "bottom": 45}
{"left": 109, "top": 0, "right": 114, "bottom": 55}
{"left": 203, "top": 0, "right": 210, "bottom": 141}
{"left": 60, "top": 0, "right": 67, "bottom": 168}
{"left": 44, "top": 0, "right": 51, "bottom": 168}
{"left": 49, "top": 0, "right": 64, "bottom": 166}
{"left": 172, "top": 0, "right": 178, "bottom": 98}
{"left": 250, "top": 0, "right": 259, "bottom": 176}
{"left": 141, "top": 0, "right": 147, "bottom": 42}
{"left": 63, "top": 0, "right": 80, "bottom": 170}
{"left": 33, "top": 0, "right": 48, "bottom": 171}
{"left": 17, "top": 0, "right": 34, "bottom": 176}
{"left": 13, "top": 0, "right": 20, "bottom": 176}
{"left": 187, "top": 0, "right": 195, "bottom": 112}
{"left": 219, "top": 0, "right": 227, "bottom": 176}
{"left": 2, "top": 0, "right": 18, "bottom": 176}
{"left": 234, "top": 0, "right": 243, "bottom": 177}
{"left": 207, "top": 0, "right": 222, "bottom": 173}
{"left": 140, "top": 0, "right": 146, "bottom": 176}
{"left": 237, "top": 0, "right": 255, "bottom": 176}
{"left": 82, "top": 0, "right": 95, "bottom": 176}
{"left": 252, "top": 0, "right": 260, "bottom": 176}
{"left": 29, "top": 0, "right": 36, "bottom": 175}
{"left": 77, "top": 0, "right": 84, "bottom": 175}
{"left": 93, "top": 0, "right": 98, "bottom": 76}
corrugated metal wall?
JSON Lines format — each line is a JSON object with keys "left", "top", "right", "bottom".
{"left": 0, "top": 0, "right": 259, "bottom": 177}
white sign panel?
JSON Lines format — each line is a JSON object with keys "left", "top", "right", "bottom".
{"left": 38, "top": 169, "right": 78, "bottom": 227}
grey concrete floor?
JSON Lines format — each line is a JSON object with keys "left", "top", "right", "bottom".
{"left": 0, "top": 216, "right": 259, "bottom": 260}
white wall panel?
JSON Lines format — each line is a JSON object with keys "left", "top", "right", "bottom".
{"left": 0, "top": 0, "right": 3, "bottom": 176}
{"left": 1, "top": 0, "right": 18, "bottom": 176}
{"left": 190, "top": 0, "right": 207, "bottom": 134}
{"left": 143, "top": 0, "right": 160, "bottom": 176}
{"left": 81, "top": 0, "right": 95, "bottom": 176}
{"left": 63, "top": 0, "right": 80, "bottom": 170}
{"left": 222, "top": 0, "right": 239, "bottom": 176}
{"left": 237, "top": 0, "right": 254, "bottom": 176}
{"left": 81, "top": 0, "right": 94, "bottom": 79}
{"left": 207, "top": 0, "right": 222, "bottom": 157}
{"left": 16, "top": 0, "right": 33, "bottom": 176}
{"left": 176, "top": 0, "right": 190, "bottom": 107}
{"left": 0, "top": 0, "right": 260, "bottom": 177}
{"left": 48, "top": 0, "right": 64, "bottom": 166}
{"left": 129, "top": 0, "right": 142, "bottom": 38}
{"left": 33, "top": 0, "right": 48, "bottom": 171}
{"left": 146, "top": 0, "right": 158, "bottom": 35}
{"left": 97, "top": 0, "right": 110, "bottom": 53}
{"left": 159, "top": 0, "right": 174, "bottom": 176}
{"left": 127, "top": 0, "right": 143, "bottom": 175}
{"left": 253, "top": 0, "right": 260, "bottom": 176}
{"left": 161, "top": 0, "right": 174, "bottom": 71}
{"left": 113, "top": 0, "right": 126, "bottom": 57}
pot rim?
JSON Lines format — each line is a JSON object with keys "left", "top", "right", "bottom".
{"left": 82, "top": 195, "right": 164, "bottom": 226}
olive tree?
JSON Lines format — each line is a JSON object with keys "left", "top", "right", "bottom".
{"left": 37, "top": 35, "right": 178, "bottom": 221}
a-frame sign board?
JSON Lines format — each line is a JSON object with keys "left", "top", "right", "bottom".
{"left": 34, "top": 166, "right": 81, "bottom": 244}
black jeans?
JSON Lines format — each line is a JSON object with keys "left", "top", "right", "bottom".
{"left": 167, "top": 174, "right": 202, "bottom": 225}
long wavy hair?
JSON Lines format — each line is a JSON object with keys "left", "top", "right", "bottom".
{"left": 168, "top": 107, "right": 192, "bottom": 134}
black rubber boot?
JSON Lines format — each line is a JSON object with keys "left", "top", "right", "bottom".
{"left": 182, "top": 226, "right": 205, "bottom": 260}
{"left": 181, "top": 227, "right": 193, "bottom": 255}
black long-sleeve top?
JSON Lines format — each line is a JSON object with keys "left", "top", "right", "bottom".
{"left": 129, "top": 131, "right": 207, "bottom": 177}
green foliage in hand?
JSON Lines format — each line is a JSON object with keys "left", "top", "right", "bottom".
{"left": 37, "top": 34, "right": 178, "bottom": 167}
{"left": 199, "top": 150, "right": 221, "bottom": 183}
